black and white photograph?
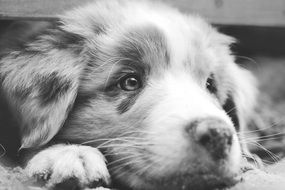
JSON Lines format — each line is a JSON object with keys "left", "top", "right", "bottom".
{"left": 0, "top": 0, "right": 285, "bottom": 189}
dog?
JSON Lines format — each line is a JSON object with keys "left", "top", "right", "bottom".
{"left": 0, "top": 0, "right": 258, "bottom": 189}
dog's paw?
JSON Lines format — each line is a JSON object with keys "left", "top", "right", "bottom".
{"left": 25, "top": 144, "right": 110, "bottom": 189}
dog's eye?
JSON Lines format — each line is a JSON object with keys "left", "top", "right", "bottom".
{"left": 118, "top": 74, "right": 142, "bottom": 91}
{"left": 206, "top": 75, "right": 217, "bottom": 94}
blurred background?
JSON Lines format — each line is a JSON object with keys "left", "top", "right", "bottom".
{"left": 0, "top": 0, "right": 285, "bottom": 166}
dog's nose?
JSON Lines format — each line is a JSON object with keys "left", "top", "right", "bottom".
{"left": 186, "top": 118, "right": 234, "bottom": 160}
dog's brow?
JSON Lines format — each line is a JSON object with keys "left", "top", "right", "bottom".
{"left": 116, "top": 25, "right": 170, "bottom": 74}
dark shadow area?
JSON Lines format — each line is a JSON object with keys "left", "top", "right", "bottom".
{"left": 217, "top": 25, "right": 285, "bottom": 57}
{"left": 0, "top": 90, "right": 21, "bottom": 164}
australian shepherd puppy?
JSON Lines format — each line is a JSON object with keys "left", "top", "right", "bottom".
{"left": 0, "top": 0, "right": 257, "bottom": 189}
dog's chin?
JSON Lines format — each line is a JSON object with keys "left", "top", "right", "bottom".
{"left": 111, "top": 161, "right": 241, "bottom": 190}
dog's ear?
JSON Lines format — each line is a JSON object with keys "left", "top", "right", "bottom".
{"left": 0, "top": 21, "right": 86, "bottom": 149}
{"left": 210, "top": 31, "right": 257, "bottom": 132}
{"left": 223, "top": 65, "right": 258, "bottom": 132}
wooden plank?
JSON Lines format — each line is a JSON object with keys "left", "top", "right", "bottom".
{"left": 0, "top": 0, "right": 93, "bottom": 20}
{"left": 0, "top": 0, "right": 285, "bottom": 26}
{"left": 164, "top": 0, "right": 285, "bottom": 26}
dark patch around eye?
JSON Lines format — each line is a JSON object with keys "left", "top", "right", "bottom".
{"left": 104, "top": 89, "right": 121, "bottom": 99}
{"left": 206, "top": 74, "right": 217, "bottom": 94}
{"left": 38, "top": 72, "right": 72, "bottom": 106}
{"left": 118, "top": 45, "right": 144, "bottom": 68}
{"left": 117, "top": 25, "right": 170, "bottom": 72}
{"left": 223, "top": 94, "right": 240, "bottom": 131}
{"left": 117, "top": 91, "right": 141, "bottom": 114}
{"left": 98, "top": 82, "right": 121, "bottom": 98}
{"left": 98, "top": 67, "right": 145, "bottom": 97}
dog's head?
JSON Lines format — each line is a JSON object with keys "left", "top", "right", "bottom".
{"left": 0, "top": 0, "right": 257, "bottom": 189}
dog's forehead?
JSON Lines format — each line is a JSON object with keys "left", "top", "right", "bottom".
{"left": 70, "top": 0, "right": 234, "bottom": 86}
{"left": 64, "top": 0, "right": 231, "bottom": 78}
{"left": 115, "top": 25, "right": 170, "bottom": 74}
{"left": 113, "top": 22, "right": 217, "bottom": 77}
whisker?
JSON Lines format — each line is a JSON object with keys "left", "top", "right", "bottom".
{"left": 242, "top": 153, "right": 278, "bottom": 167}
{"left": 235, "top": 55, "right": 258, "bottom": 65}
{"left": 235, "top": 55, "right": 261, "bottom": 71}
{"left": 242, "top": 136, "right": 284, "bottom": 143}
{"left": 97, "top": 138, "right": 150, "bottom": 149}
{"left": 238, "top": 126, "right": 277, "bottom": 134}
{"left": 134, "top": 158, "right": 160, "bottom": 176}
{"left": 81, "top": 129, "right": 159, "bottom": 146}
{"left": 239, "top": 115, "right": 285, "bottom": 138}
{"left": 226, "top": 106, "right": 237, "bottom": 114}
{"left": 110, "top": 157, "right": 147, "bottom": 175}
{"left": 104, "top": 59, "right": 123, "bottom": 90}
{"left": 81, "top": 138, "right": 121, "bottom": 145}
{"left": 107, "top": 154, "right": 141, "bottom": 166}
{"left": 242, "top": 153, "right": 260, "bottom": 168}
{"left": 97, "top": 142, "right": 154, "bottom": 150}
{"left": 240, "top": 132, "right": 285, "bottom": 142}
{"left": 115, "top": 130, "right": 158, "bottom": 137}
{"left": 81, "top": 136, "right": 146, "bottom": 146}
{"left": 0, "top": 144, "right": 6, "bottom": 158}
{"left": 247, "top": 142, "right": 280, "bottom": 163}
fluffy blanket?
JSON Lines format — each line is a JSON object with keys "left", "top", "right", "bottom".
{"left": 1, "top": 160, "right": 285, "bottom": 190}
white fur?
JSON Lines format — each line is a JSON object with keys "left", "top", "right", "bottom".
{"left": 137, "top": 72, "right": 241, "bottom": 175}
{"left": 25, "top": 145, "right": 110, "bottom": 188}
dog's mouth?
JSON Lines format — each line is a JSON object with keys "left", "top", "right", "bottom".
{"left": 105, "top": 153, "right": 241, "bottom": 190}
{"left": 111, "top": 167, "right": 241, "bottom": 190}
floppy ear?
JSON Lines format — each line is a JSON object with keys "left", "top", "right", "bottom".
{"left": 223, "top": 64, "right": 258, "bottom": 135}
{"left": 233, "top": 67, "right": 257, "bottom": 131}
{"left": 0, "top": 22, "right": 85, "bottom": 149}
{"left": 211, "top": 31, "right": 257, "bottom": 133}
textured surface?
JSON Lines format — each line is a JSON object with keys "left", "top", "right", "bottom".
{"left": 229, "top": 159, "right": 285, "bottom": 190}
{"left": 0, "top": 165, "right": 31, "bottom": 190}
{"left": 1, "top": 0, "right": 285, "bottom": 26}
{"left": 1, "top": 160, "right": 285, "bottom": 190}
